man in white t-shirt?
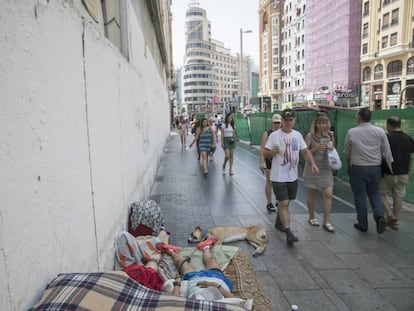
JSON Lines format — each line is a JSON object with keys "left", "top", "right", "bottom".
{"left": 264, "top": 109, "right": 319, "bottom": 246}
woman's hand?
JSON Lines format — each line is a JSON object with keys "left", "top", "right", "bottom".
{"left": 318, "top": 142, "right": 327, "bottom": 152}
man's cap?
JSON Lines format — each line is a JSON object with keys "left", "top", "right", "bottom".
{"left": 272, "top": 114, "right": 282, "bottom": 123}
{"left": 281, "top": 109, "right": 296, "bottom": 120}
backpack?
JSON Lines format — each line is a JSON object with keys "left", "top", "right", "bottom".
{"left": 127, "top": 200, "right": 164, "bottom": 237}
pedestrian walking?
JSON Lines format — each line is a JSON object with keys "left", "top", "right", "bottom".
{"left": 178, "top": 117, "right": 188, "bottom": 150}
{"left": 344, "top": 107, "right": 393, "bottom": 234}
{"left": 208, "top": 118, "right": 217, "bottom": 161}
{"left": 264, "top": 109, "right": 319, "bottom": 246}
{"left": 380, "top": 116, "right": 414, "bottom": 230}
{"left": 259, "top": 113, "right": 281, "bottom": 212}
{"left": 214, "top": 114, "right": 222, "bottom": 141}
{"left": 221, "top": 113, "right": 236, "bottom": 175}
{"left": 303, "top": 112, "right": 336, "bottom": 232}
{"left": 189, "top": 118, "right": 216, "bottom": 176}
{"left": 190, "top": 119, "right": 201, "bottom": 160}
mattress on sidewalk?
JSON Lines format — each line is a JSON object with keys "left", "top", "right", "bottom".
{"left": 29, "top": 271, "right": 248, "bottom": 311}
{"left": 29, "top": 248, "right": 272, "bottom": 311}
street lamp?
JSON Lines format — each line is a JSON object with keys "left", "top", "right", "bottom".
{"left": 240, "top": 28, "right": 252, "bottom": 110}
{"left": 211, "top": 65, "right": 218, "bottom": 114}
{"left": 326, "top": 63, "right": 333, "bottom": 106}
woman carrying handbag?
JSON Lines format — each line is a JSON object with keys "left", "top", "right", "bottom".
{"left": 303, "top": 112, "right": 336, "bottom": 233}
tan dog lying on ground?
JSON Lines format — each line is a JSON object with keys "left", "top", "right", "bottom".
{"left": 188, "top": 225, "right": 268, "bottom": 256}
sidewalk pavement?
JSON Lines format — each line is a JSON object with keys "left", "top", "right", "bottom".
{"left": 149, "top": 131, "right": 414, "bottom": 311}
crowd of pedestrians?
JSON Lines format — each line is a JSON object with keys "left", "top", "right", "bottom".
{"left": 177, "top": 113, "right": 237, "bottom": 177}
{"left": 175, "top": 107, "right": 413, "bottom": 246}
{"left": 264, "top": 107, "right": 412, "bottom": 246}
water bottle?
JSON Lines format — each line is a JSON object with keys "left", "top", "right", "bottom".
{"left": 291, "top": 305, "right": 298, "bottom": 311}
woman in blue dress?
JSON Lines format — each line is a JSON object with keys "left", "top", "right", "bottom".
{"left": 189, "top": 118, "right": 216, "bottom": 176}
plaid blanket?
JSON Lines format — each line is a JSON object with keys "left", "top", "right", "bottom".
{"left": 29, "top": 272, "right": 248, "bottom": 311}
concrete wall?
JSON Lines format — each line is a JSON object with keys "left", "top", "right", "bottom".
{"left": 0, "top": 1, "right": 170, "bottom": 310}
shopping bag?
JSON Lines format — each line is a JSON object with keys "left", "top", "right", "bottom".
{"left": 328, "top": 148, "right": 342, "bottom": 171}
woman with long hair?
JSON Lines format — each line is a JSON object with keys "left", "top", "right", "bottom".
{"left": 178, "top": 117, "right": 187, "bottom": 150}
{"left": 189, "top": 118, "right": 215, "bottom": 176}
{"left": 220, "top": 113, "right": 236, "bottom": 175}
{"left": 303, "top": 112, "right": 336, "bottom": 232}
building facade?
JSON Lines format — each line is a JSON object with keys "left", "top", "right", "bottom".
{"left": 182, "top": 2, "right": 248, "bottom": 116}
{"left": 305, "top": 0, "right": 362, "bottom": 107}
{"left": 360, "top": 0, "right": 414, "bottom": 109}
{"left": 259, "top": 0, "right": 285, "bottom": 111}
{"left": 282, "top": 0, "right": 307, "bottom": 106}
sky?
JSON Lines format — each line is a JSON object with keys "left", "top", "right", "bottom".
{"left": 171, "top": 0, "right": 260, "bottom": 68}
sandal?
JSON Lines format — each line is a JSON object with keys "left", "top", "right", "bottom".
{"left": 386, "top": 216, "right": 398, "bottom": 226}
{"left": 308, "top": 218, "right": 320, "bottom": 226}
{"left": 323, "top": 223, "right": 335, "bottom": 233}
{"left": 389, "top": 222, "right": 398, "bottom": 230}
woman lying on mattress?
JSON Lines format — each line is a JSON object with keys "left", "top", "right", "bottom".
{"left": 157, "top": 237, "right": 233, "bottom": 300}
{"left": 115, "top": 232, "right": 232, "bottom": 300}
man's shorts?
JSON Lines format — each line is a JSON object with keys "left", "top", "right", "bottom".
{"left": 272, "top": 180, "right": 299, "bottom": 201}
{"left": 380, "top": 174, "right": 409, "bottom": 198}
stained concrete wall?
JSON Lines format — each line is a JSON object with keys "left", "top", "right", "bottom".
{"left": 0, "top": 1, "right": 170, "bottom": 310}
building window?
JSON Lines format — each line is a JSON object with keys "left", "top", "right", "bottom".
{"left": 363, "top": 23, "right": 369, "bottom": 37}
{"left": 390, "top": 32, "right": 397, "bottom": 46}
{"left": 363, "top": 67, "right": 371, "bottom": 81}
{"left": 373, "top": 84, "right": 383, "bottom": 92}
{"left": 411, "top": 28, "right": 414, "bottom": 48}
{"left": 391, "top": 8, "right": 399, "bottom": 25}
{"left": 387, "top": 60, "right": 402, "bottom": 77}
{"left": 407, "top": 57, "right": 414, "bottom": 74}
{"left": 374, "top": 64, "right": 383, "bottom": 79}
{"left": 363, "top": 2, "right": 369, "bottom": 16}
{"left": 362, "top": 43, "right": 368, "bottom": 54}
{"left": 273, "top": 79, "right": 278, "bottom": 90}
{"left": 381, "top": 36, "right": 388, "bottom": 48}
{"left": 382, "top": 13, "right": 389, "bottom": 29}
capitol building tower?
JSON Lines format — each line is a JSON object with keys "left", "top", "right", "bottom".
{"left": 182, "top": 1, "right": 241, "bottom": 116}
